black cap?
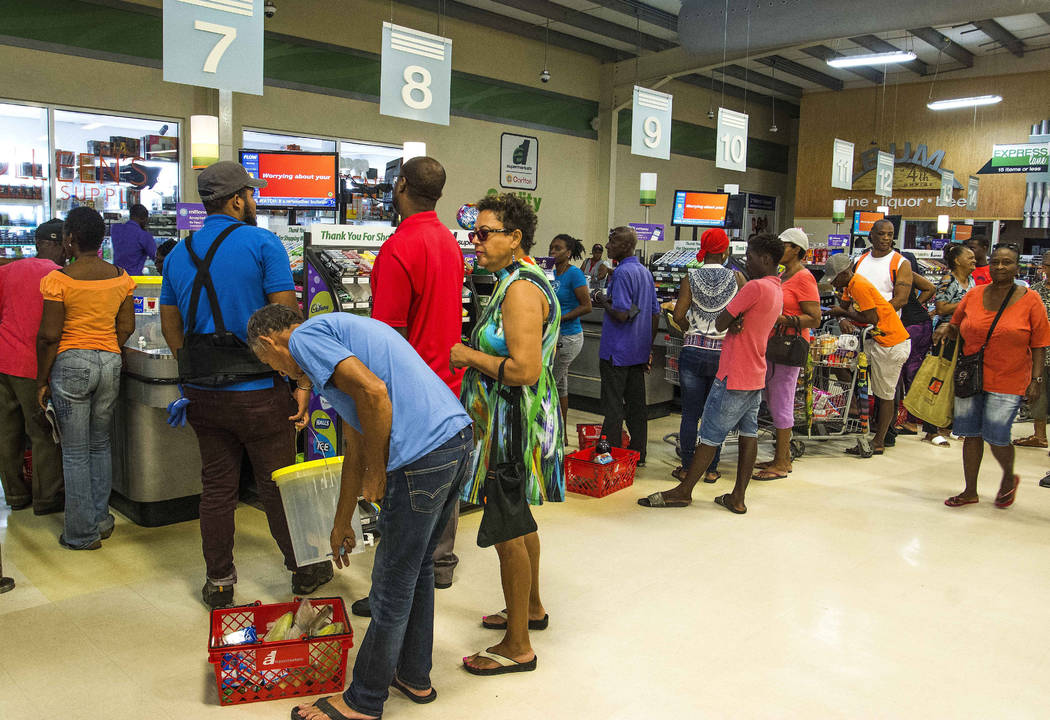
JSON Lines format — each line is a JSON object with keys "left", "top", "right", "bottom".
{"left": 35, "top": 218, "right": 64, "bottom": 243}
{"left": 197, "top": 160, "right": 266, "bottom": 202}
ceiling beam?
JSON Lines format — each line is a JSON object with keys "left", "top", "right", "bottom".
{"left": 907, "top": 26, "right": 974, "bottom": 68}
{"left": 486, "top": 0, "right": 674, "bottom": 52}
{"left": 1040, "top": 12, "right": 1050, "bottom": 26}
{"left": 591, "top": 0, "right": 678, "bottom": 33}
{"left": 848, "top": 34, "right": 928, "bottom": 75}
{"left": 801, "top": 45, "right": 884, "bottom": 84}
{"left": 972, "top": 18, "right": 1025, "bottom": 57}
{"left": 676, "top": 74, "right": 801, "bottom": 118}
{"left": 713, "top": 65, "right": 803, "bottom": 99}
{"left": 753, "top": 55, "right": 843, "bottom": 91}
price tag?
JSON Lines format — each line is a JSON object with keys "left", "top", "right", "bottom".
{"left": 631, "top": 87, "right": 672, "bottom": 160}
{"left": 875, "top": 151, "right": 894, "bottom": 197}
{"left": 163, "top": 0, "right": 264, "bottom": 95}
{"left": 966, "top": 175, "right": 979, "bottom": 211}
{"left": 831, "top": 139, "right": 854, "bottom": 190}
{"left": 937, "top": 170, "right": 955, "bottom": 207}
{"left": 716, "top": 108, "right": 748, "bottom": 172}
{"left": 380, "top": 22, "right": 452, "bottom": 126}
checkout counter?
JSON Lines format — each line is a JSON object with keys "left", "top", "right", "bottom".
{"left": 110, "top": 276, "right": 203, "bottom": 527}
{"left": 567, "top": 307, "right": 676, "bottom": 416}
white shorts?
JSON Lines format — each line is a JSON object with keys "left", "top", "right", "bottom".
{"left": 865, "top": 338, "right": 911, "bottom": 400}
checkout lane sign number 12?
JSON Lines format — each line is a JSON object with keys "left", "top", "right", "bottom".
{"left": 381, "top": 23, "right": 452, "bottom": 126}
{"left": 163, "top": 0, "right": 264, "bottom": 96}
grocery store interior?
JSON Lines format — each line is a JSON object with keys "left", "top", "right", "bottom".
{"left": 3, "top": 1, "right": 1050, "bottom": 718}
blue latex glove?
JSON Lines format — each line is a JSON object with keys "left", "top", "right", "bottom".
{"left": 167, "top": 384, "right": 189, "bottom": 428}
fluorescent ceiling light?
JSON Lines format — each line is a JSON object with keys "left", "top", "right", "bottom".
{"left": 827, "top": 51, "right": 916, "bottom": 68}
{"left": 927, "top": 95, "right": 1003, "bottom": 111}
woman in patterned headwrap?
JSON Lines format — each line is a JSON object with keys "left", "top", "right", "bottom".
{"left": 670, "top": 228, "right": 745, "bottom": 483}
{"left": 450, "top": 193, "right": 562, "bottom": 676}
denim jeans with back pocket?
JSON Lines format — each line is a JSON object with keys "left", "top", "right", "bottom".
{"left": 50, "top": 349, "right": 122, "bottom": 548}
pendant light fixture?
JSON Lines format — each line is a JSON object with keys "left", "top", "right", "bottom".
{"left": 826, "top": 50, "right": 916, "bottom": 68}
{"left": 927, "top": 95, "right": 1003, "bottom": 111}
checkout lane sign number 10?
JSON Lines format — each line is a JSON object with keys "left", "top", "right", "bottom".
{"left": 381, "top": 22, "right": 452, "bottom": 126}
{"left": 716, "top": 108, "right": 748, "bottom": 172}
{"left": 163, "top": 0, "right": 264, "bottom": 95}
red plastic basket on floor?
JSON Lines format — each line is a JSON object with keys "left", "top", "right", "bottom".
{"left": 565, "top": 446, "right": 639, "bottom": 498}
{"left": 575, "top": 423, "right": 630, "bottom": 451}
{"left": 207, "top": 597, "right": 353, "bottom": 706}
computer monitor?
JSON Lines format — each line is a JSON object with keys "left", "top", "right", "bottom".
{"left": 851, "top": 210, "right": 885, "bottom": 237}
{"left": 238, "top": 150, "right": 339, "bottom": 209}
{"left": 671, "top": 190, "right": 730, "bottom": 228}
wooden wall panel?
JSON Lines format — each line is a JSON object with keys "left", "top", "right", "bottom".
{"left": 795, "top": 70, "right": 1050, "bottom": 221}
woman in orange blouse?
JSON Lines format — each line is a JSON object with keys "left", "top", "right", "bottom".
{"left": 37, "top": 207, "right": 135, "bottom": 550}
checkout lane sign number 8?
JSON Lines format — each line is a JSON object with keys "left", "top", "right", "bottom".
{"left": 381, "top": 22, "right": 452, "bottom": 126}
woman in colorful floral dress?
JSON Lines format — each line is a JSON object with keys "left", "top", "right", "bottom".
{"left": 451, "top": 193, "right": 563, "bottom": 677}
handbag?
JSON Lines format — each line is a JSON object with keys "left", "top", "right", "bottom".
{"left": 954, "top": 287, "right": 1013, "bottom": 398}
{"left": 903, "top": 339, "right": 959, "bottom": 428}
{"left": 476, "top": 359, "right": 538, "bottom": 548}
{"left": 766, "top": 324, "right": 809, "bottom": 367}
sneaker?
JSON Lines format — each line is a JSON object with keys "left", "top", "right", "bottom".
{"left": 351, "top": 596, "right": 371, "bottom": 617}
{"left": 58, "top": 534, "right": 101, "bottom": 550}
{"left": 1039, "top": 473, "right": 1050, "bottom": 488}
{"left": 202, "top": 581, "right": 234, "bottom": 609}
{"left": 292, "top": 561, "right": 334, "bottom": 595}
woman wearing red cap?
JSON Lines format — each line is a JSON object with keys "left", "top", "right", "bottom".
{"left": 671, "top": 228, "right": 745, "bottom": 482}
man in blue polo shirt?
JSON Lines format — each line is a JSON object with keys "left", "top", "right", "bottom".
{"left": 111, "top": 204, "right": 156, "bottom": 275}
{"left": 246, "top": 304, "right": 473, "bottom": 720}
{"left": 159, "top": 161, "right": 331, "bottom": 609}
{"left": 594, "top": 226, "right": 660, "bottom": 463}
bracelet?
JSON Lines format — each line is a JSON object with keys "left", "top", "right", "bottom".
{"left": 296, "top": 381, "right": 312, "bottom": 391}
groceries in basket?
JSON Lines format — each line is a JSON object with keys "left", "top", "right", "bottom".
{"left": 593, "top": 435, "right": 614, "bottom": 464}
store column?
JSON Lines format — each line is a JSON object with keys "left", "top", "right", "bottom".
{"left": 595, "top": 70, "right": 618, "bottom": 232}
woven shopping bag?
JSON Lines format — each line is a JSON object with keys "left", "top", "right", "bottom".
{"left": 903, "top": 340, "right": 959, "bottom": 428}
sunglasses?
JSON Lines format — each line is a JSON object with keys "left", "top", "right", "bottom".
{"left": 469, "top": 227, "right": 511, "bottom": 242}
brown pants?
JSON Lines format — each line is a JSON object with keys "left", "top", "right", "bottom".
{"left": 0, "top": 373, "right": 63, "bottom": 509}
{"left": 186, "top": 383, "right": 300, "bottom": 583}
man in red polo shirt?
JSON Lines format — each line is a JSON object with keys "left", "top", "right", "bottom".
{"left": 352, "top": 157, "right": 465, "bottom": 617}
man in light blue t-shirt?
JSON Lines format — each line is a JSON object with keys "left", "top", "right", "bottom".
{"left": 247, "top": 305, "right": 473, "bottom": 720}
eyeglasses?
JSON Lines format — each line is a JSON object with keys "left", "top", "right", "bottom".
{"left": 469, "top": 227, "right": 510, "bottom": 242}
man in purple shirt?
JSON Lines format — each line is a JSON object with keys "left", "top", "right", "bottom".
{"left": 112, "top": 204, "right": 156, "bottom": 275}
{"left": 594, "top": 226, "right": 660, "bottom": 463}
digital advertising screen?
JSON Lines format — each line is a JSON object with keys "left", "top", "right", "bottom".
{"left": 951, "top": 223, "right": 973, "bottom": 242}
{"left": 671, "top": 190, "right": 730, "bottom": 227}
{"left": 239, "top": 150, "right": 339, "bottom": 209}
{"left": 851, "top": 210, "right": 885, "bottom": 237}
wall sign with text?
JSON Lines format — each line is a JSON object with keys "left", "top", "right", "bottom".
{"left": 831, "top": 139, "right": 854, "bottom": 190}
{"left": 966, "top": 176, "right": 979, "bottom": 212}
{"left": 631, "top": 87, "right": 672, "bottom": 160}
{"left": 937, "top": 170, "right": 955, "bottom": 207}
{"left": 380, "top": 22, "right": 452, "bottom": 126}
{"left": 716, "top": 108, "right": 748, "bottom": 172}
{"left": 163, "top": 0, "right": 263, "bottom": 95}
{"left": 500, "top": 133, "right": 538, "bottom": 191}
{"left": 875, "top": 151, "right": 894, "bottom": 197}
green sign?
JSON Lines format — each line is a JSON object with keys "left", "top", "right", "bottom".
{"left": 978, "top": 143, "right": 1050, "bottom": 174}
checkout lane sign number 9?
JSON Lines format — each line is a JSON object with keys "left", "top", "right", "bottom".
{"left": 163, "top": 0, "right": 264, "bottom": 95}
{"left": 381, "top": 22, "right": 452, "bottom": 126}
{"left": 631, "top": 86, "right": 672, "bottom": 160}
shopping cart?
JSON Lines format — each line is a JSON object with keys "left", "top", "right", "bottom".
{"left": 664, "top": 335, "right": 682, "bottom": 386}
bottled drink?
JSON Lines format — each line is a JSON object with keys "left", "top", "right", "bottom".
{"left": 594, "top": 435, "right": 613, "bottom": 464}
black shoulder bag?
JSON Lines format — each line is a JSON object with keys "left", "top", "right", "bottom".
{"left": 766, "top": 322, "right": 809, "bottom": 367}
{"left": 953, "top": 287, "right": 1013, "bottom": 398}
{"left": 476, "top": 358, "right": 538, "bottom": 548}
{"left": 177, "top": 223, "right": 277, "bottom": 386}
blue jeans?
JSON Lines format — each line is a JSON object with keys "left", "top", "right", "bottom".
{"left": 953, "top": 391, "right": 1023, "bottom": 447}
{"left": 50, "top": 349, "right": 122, "bottom": 548}
{"left": 699, "top": 377, "right": 763, "bottom": 444}
{"left": 678, "top": 347, "right": 721, "bottom": 473}
{"left": 344, "top": 426, "right": 473, "bottom": 717}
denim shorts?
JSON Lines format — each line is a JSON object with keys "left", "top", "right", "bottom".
{"left": 699, "top": 376, "right": 762, "bottom": 445}
{"left": 952, "top": 391, "right": 1023, "bottom": 447}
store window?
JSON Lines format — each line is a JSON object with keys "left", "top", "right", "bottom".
{"left": 53, "top": 109, "right": 180, "bottom": 262}
{"left": 0, "top": 102, "right": 49, "bottom": 258}
{"left": 340, "top": 140, "right": 402, "bottom": 225}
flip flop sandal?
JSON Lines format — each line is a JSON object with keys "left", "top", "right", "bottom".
{"left": 894, "top": 426, "right": 919, "bottom": 435}
{"left": 844, "top": 444, "right": 873, "bottom": 458}
{"left": 704, "top": 471, "right": 721, "bottom": 483}
{"left": 714, "top": 494, "right": 746, "bottom": 514}
{"left": 462, "top": 650, "right": 538, "bottom": 676}
{"left": 482, "top": 610, "right": 549, "bottom": 631}
{"left": 637, "top": 492, "right": 689, "bottom": 508}
{"left": 995, "top": 475, "right": 1021, "bottom": 508}
{"left": 922, "top": 436, "right": 951, "bottom": 448}
{"left": 752, "top": 470, "right": 788, "bottom": 481}
{"left": 1013, "top": 436, "right": 1048, "bottom": 448}
{"left": 291, "top": 696, "right": 353, "bottom": 720}
{"left": 671, "top": 466, "right": 685, "bottom": 481}
{"left": 944, "top": 495, "right": 979, "bottom": 507}
{"left": 391, "top": 676, "right": 437, "bottom": 704}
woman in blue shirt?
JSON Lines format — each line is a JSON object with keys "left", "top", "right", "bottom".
{"left": 550, "top": 234, "right": 592, "bottom": 439}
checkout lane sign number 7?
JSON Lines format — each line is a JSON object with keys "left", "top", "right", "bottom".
{"left": 164, "top": 0, "right": 264, "bottom": 95}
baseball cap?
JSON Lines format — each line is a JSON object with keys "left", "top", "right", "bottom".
{"left": 197, "top": 160, "right": 266, "bottom": 202}
{"left": 779, "top": 227, "right": 809, "bottom": 252}
{"left": 35, "top": 218, "right": 64, "bottom": 243}
{"left": 824, "top": 252, "right": 852, "bottom": 281}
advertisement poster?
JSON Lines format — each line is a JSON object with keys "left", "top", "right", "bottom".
{"left": 175, "top": 202, "right": 206, "bottom": 231}
{"left": 672, "top": 191, "right": 729, "bottom": 227}
{"left": 629, "top": 223, "right": 665, "bottom": 247}
{"left": 241, "top": 152, "right": 338, "bottom": 208}
{"left": 827, "top": 234, "right": 849, "bottom": 248}
{"left": 744, "top": 193, "right": 777, "bottom": 239}
{"left": 500, "top": 133, "right": 538, "bottom": 190}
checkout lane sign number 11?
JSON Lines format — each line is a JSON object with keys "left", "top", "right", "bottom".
{"left": 381, "top": 23, "right": 452, "bottom": 126}
{"left": 163, "top": 0, "right": 264, "bottom": 95}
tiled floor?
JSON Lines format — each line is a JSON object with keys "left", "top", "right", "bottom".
{"left": 3, "top": 409, "right": 1050, "bottom": 719}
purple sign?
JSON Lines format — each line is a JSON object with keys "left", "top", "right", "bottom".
{"left": 827, "top": 234, "right": 850, "bottom": 248}
{"left": 629, "top": 223, "right": 666, "bottom": 246}
{"left": 175, "top": 202, "right": 206, "bottom": 231}
{"left": 931, "top": 238, "right": 948, "bottom": 250}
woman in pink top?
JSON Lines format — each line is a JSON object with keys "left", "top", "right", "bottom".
{"left": 754, "top": 229, "right": 821, "bottom": 480}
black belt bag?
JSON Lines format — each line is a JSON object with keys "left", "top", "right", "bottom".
{"left": 177, "top": 223, "right": 276, "bottom": 386}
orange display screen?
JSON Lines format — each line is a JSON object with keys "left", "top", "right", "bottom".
{"left": 952, "top": 224, "right": 973, "bottom": 242}
{"left": 672, "top": 191, "right": 730, "bottom": 227}
{"left": 240, "top": 151, "right": 338, "bottom": 208}
{"left": 852, "top": 211, "right": 885, "bottom": 236}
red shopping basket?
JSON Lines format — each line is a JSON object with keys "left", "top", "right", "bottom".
{"left": 207, "top": 597, "right": 353, "bottom": 706}
{"left": 575, "top": 423, "right": 630, "bottom": 451}
{"left": 565, "top": 446, "right": 639, "bottom": 498}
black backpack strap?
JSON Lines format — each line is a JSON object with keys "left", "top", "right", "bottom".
{"left": 184, "top": 223, "right": 244, "bottom": 334}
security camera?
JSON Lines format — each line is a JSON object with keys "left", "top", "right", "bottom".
{"left": 540, "top": 68, "right": 551, "bottom": 83}
{"left": 264, "top": 1, "right": 276, "bottom": 18}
